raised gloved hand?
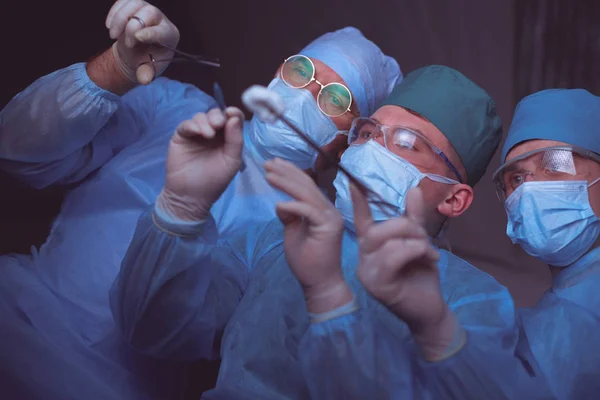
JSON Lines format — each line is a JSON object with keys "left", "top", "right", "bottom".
{"left": 351, "top": 184, "right": 463, "bottom": 361}
{"left": 105, "top": 0, "right": 180, "bottom": 84}
{"left": 265, "top": 158, "right": 353, "bottom": 314}
{"left": 157, "top": 108, "right": 245, "bottom": 222}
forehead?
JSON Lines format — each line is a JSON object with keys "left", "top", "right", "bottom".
{"left": 505, "top": 139, "right": 571, "bottom": 161}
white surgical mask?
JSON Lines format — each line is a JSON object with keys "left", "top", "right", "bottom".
{"left": 334, "top": 140, "right": 458, "bottom": 228}
{"left": 506, "top": 179, "right": 600, "bottom": 266}
{"left": 248, "top": 78, "right": 339, "bottom": 170}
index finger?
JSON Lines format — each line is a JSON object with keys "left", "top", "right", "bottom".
{"left": 405, "top": 187, "right": 427, "bottom": 229}
{"left": 349, "top": 182, "right": 374, "bottom": 238}
{"left": 265, "top": 159, "right": 331, "bottom": 209}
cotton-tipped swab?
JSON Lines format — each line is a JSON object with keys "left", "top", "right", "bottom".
{"left": 241, "top": 85, "right": 396, "bottom": 218}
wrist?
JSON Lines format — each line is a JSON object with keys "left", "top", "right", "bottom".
{"left": 304, "top": 277, "right": 353, "bottom": 314}
{"left": 156, "top": 188, "right": 209, "bottom": 223}
{"left": 86, "top": 46, "right": 136, "bottom": 95}
{"left": 410, "top": 306, "right": 465, "bottom": 362}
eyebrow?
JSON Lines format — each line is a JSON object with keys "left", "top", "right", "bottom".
{"left": 503, "top": 163, "right": 522, "bottom": 174}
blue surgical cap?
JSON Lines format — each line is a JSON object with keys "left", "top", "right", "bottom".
{"left": 300, "top": 27, "right": 402, "bottom": 118}
{"left": 501, "top": 89, "right": 600, "bottom": 163}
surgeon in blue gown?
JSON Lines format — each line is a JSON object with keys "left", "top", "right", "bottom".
{"left": 0, "top": 1, "right": 198, "bottom": 397}
{"left": 493, "top": 89, "right": 600, "bottom": 399}
{"left": 0, "top": 0, "right": 399, "bottom": 396}
{"left": 111, "top": 66, "right": 551, "bottom": 399}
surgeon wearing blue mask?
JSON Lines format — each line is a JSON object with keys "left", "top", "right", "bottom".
{"left": 111, "top": 65, "right": 549, "bottom": 399}
{"left": 493, "top": 88, "right": 600, "bottom": 400}
{"left": 206, "top": 27, "right": 401, "bottom": 236}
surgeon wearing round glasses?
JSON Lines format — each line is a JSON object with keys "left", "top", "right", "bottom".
{"left": 493, "top": 88, "right": 600, "bottom": 400}
{"left": 208, "top": 27, "right": 401, "bottom": 237}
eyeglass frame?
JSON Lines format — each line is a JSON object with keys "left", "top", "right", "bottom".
{"left": 348, "top": 117, "right": 464, "bottom": 184}
{"left": 279, "top": 54, "right": 358, "bottom": 118}
{"left": 492, "top": 145, "right": 600, "bottom": 200}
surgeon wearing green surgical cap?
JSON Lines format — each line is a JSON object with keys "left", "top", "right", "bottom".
{"left": 493, "top": 88, "right": 600, "bottom": 399}
{"left": 108, "top": 65, "right": 551, "bottom": 399}
{"left": 270, "top": 64, "right": 550, "bottom": 399}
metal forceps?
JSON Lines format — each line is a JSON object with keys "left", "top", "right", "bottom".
{"left": 139, "top": 42, "right": 221, "bottom": 69}
{"left": 138, "top": 43, "right": 226, "bottom": 113}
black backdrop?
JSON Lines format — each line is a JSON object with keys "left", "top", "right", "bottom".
{"left": 0, "top": 0, "right": 598, "bottom": 394}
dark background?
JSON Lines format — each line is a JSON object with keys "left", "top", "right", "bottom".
{"left": 0, "top": 0, "right": 598, "bottom": 394}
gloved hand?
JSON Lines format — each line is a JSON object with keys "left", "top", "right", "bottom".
{"left": 105, "top": 0, "right": 180, "bottom": 84}
{"left": 157, "top": 108, "right": 245, "bottom": 222}
{"left": 265, "top": 158, "right": 353, "bottom": 314}
{"left": 351, "top": 184, "right": 463, "bottom": 361}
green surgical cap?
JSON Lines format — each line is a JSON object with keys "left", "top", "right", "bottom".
{"left": 381, "top": 65, "right": 503, "bottom": 186}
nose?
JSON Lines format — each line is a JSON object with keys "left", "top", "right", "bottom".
{"left": 305, "top": 79, "right": 323, "bottom": 101}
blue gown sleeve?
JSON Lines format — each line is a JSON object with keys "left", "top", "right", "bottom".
{"left": 300, "top": 308, "right": 421, "bottom": 399}
{"left": 109, "top": 206, "right": 249, "bottom": 362}
{"left": 0, "top": 63, "right": 217, "bottom": 188}
{"left": 299, "top": 253, "right": 555, "bottom": 400}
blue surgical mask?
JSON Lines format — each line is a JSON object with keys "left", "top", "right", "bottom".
{"left": 505, "top": 179, "right": 600, "bottom": 266}
{"left": 334, "top": 140, "right": 458, "bottom": 228}
{"left": 248, "top": 78, "right": 339, "bottom": 170}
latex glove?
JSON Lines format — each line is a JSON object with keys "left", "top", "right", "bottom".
{"left": 351, "top": 184, "right": 463, "bottom": 361}
{"left": 265, "top": 158, "right": 353, "bottom": 314}
{"left": 157, "top": 108, "right": 245, "bottom": 222}
{"left": 105, "top": 0, "right": 180, "bottom": 84}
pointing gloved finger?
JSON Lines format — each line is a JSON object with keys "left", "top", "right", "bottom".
{"left": 350, "top": 182, "right": 374, "bottom": 239}
{"left": 265, "top": 164, "right": 318, "bottom": 202}
{"left": 265, "top": 159, "right": 331, "bottom": 208}
{"left": 223, "top": 114, "right": 244, "bottom": 161}
{"left": 268, "top": 157, "right": 315, "bottom": 188}
{"left": 106, "top": 0, "right": 130, "bottom": 29}
{"left": 109, "top": 0, "right": 145, "bottom": 39}
{"left": 405, "top": 187, "right": 427, "bottom": 229}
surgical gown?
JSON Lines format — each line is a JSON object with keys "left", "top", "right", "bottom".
{"left": 518, "top": 246, "right": 600, "bottom": 399}
{"left": 0, "top": 61, "right": 297, "bottom": 397}
{"left": 0, "top": 62, "right": 220, "bottom": 398}
{"left": 111, "top": 208, "right": 553, "bottom": 399}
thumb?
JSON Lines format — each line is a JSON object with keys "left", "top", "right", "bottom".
{"left": 349, "top": 182, "right": 373, "bottom": 238}
{"left": 405, "top": 187, "right": 427, "bottom": 229}
{"left": 223, "top": 111, "right": 244, "bottom": 161}
{"left": 136, "top": 63, "right": 156, "bottom": 85}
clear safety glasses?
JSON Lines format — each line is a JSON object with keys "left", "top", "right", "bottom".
{"left": 492, "top": 146, "right": 600, "bottom": 201}
{"left": 348, "top": 117, "right": 464, "bottom": 183}
{"left": 280, "top": 54, "right": 355, "bottom": 118}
